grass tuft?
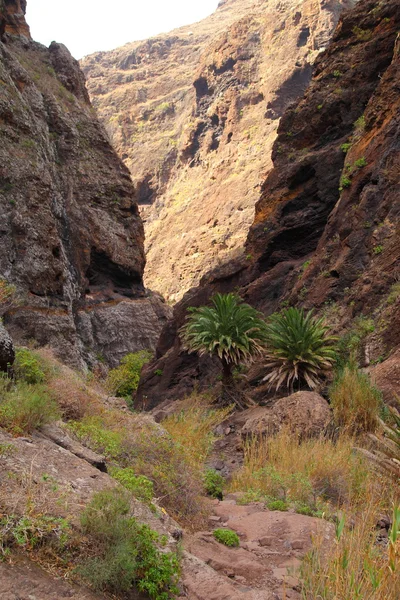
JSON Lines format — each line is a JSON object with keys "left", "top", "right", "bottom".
{"left": 330, "top": 364, "right": 381, "bottom": 435}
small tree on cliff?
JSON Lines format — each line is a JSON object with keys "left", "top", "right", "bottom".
{"left": 180, "top": 293, "right": 268, "bottom": 407}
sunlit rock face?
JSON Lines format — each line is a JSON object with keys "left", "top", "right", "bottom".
{"left": 136, "top": 0, "right": 400, "bottom": 409}
{"left": 0, "top": 1, "right": 170, "bottom": 368}
{"left": 82, "top": 0, "right": 355, "bottom": 302}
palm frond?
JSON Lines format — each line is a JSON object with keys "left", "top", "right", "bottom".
{"left": 263, "top": 307, "right": 337, "bottom": 391}
{"left": 180, "top": 293, "right": 268, "bottom": 367}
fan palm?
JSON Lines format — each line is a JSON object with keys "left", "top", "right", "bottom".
{"left": 180, "top": 293, "right": 268, "bottom": 405}
{"left": 263, "top": 307, "right": 337, "bottom": 392}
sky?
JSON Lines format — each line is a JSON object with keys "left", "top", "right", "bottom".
{"left": 26, "top": 0, "right": 220, "bottom": 60}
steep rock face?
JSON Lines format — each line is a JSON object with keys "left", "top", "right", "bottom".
{"left": 82, "top": 0, "right": 354, "bottom": 301}
{"left": 0, "top": 0, "right": 31, "bottom": 39}
{"left": 136, "top": 0, "right": 400, "bottom": 409}
{"left": 0, "top": 3, "right": 170, "bottom": 368}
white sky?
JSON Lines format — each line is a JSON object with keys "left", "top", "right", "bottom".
{"left": 26, "top": 0, "right": 220, "bottom": 60}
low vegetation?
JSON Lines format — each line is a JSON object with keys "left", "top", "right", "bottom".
{"left": 77, "top": 488, "right": 180, "bottom": 599}
{"left": 230, "top": 429, "right": 369, "bottom": 515}
{"left": 330, "top": 364, "right": 381, "bottom": 434}
{"left": 0, "top": 513, "right": 70, "bottom": 559}
{"left": 301, "top": 501, "right": 400, "bottom": 599}
{"left": 106, "top": 350, "right": 152, "bottom": 398}
{"left": 14, "top": 347, "right": 46, "bottom": 384}
{"left": 204, "top": 469, "right": 225, "bottom": 500}
{"left": 0, "top": 372, "right": 59, "bottom": 435}
{"left": 213, "top": 528, "right": 240, "bottom": 547}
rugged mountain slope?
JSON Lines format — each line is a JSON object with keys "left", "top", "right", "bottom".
{"left": 137, "top": 0, "right": 400, "bottom": 408}
{"left": 0, "top": 1, "right": 170, "bottom": 368}
{"left": 82, "top": 0, "right": 355, "bottom": 301}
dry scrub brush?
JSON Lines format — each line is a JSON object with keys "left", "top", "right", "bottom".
{"left": 64, "top": 389, "right": 229, "bottom": 529}
{"left": 301, "top": 493, "right": 400, "bottom": 599}
{"left": 229, "top": 429, "right": 370, "bottom": 513}
{"left": 330, "top": 363, "right": 381, "bottom": 435}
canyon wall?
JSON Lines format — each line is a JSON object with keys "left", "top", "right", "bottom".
{"left": 82, "top": 0, "right": 355, "bottom": 301}
{"left": 136, "top": 0, "right": 400, "bottom": 408}
{"left": 0, "top": 1, "right": 170, "bottom": 368}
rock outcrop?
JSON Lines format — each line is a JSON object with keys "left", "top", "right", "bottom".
{"left": 136, "top": 0, "right": 400, "bottom": 408}
{"left": 0, "top": 2, "right": 170, "bottom": 368}
{"left": 82, "top": 0, "right": 355, "bottom": 302}
{"left": 0, "top": 0, "right": 31, "bottom": 40}
{"left": 241, "top": 392, "right": 331, "bottom": 439}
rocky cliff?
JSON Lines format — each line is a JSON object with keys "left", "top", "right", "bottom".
{"left": 137, "top": 0, "right": 400, "bottom": 409}
{"left": 0, "top": 1, "right": 170, "bottom": 368}
{"left": 82, "top": 0, "right": 355, "bottom": 302}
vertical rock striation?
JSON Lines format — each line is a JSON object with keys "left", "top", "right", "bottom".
{"left": 82, "top": 0, "right": 355, "bottom": 302}
{"left": 0, "top": 2, "right": 170, "bottom": 368}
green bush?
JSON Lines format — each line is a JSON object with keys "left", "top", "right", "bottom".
{"left": 106, "top": 351, "right": 152, "bottom": 398}
{"left": 213, "top": 528, "right": 240, "bottom": 547}
{"left": 266, "top": 498, "right": 288, "bottom": 511}
{"left": 0, "top": 381, "right": 59, "bottom": 435}
{"left": 204, "top": 469, "right": 224, "bottom": 499}
{"left": 0, "top": 514, "right": 70, "bottom": 558}
{"left": 14, "top": 348, "right": 45, "bottom": 384}
{"left": 109, "top": 466, "right": 154, "bottom": 504}
{"left": 77, "top": 488, "right": 180, "bottom": 598}
{"left": 67, "top": 416, "right": 123, "bottom": 459}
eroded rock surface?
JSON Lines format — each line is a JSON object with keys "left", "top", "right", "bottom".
{"left": 137, "top": 0, "right": 400, "bottom": 409}
{"left": 82, "top": 0, "right": 354, "bottom": 301}
{"left": 183, "top": 498, "right": 334, "bottom": 600}
{"left": 241, "top": 391, "right": 331, "bottom": 439}
{"left": 0, "top": 2, "right": 170, "bottom": 368}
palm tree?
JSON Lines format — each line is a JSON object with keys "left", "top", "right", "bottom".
{"left": 180, "top": 293, "right": 268, "bottom": 406}
{"left": 263, "top": 307, "right": 337, "bottom": 392}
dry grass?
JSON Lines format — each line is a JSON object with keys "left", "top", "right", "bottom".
{"left": 330, "top": 364, "right": 381, "bottom": 435}
{"left": 36, "top": 348, "right": 99, "bottom": 420}
{"left": 301, "top": 492, "right": 400, "bottom": 599}
{"left": 229, "top": 429, "right": 370, "bottom": 511}
{"left": 162, "top": 393, "right": 232, "bottom": 471}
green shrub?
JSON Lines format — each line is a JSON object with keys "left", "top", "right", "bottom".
{"left": 204, "top": 469, "right": 224, "bottom": 499}
{"left": 0, "top": 514, "right": 70, "bottom": 558}
{"left": 213, "top": 528, "right": 240, "bottom": 547}
{"left": 329, "top": 364, "right": 381, "bottom": 434}
{"left": 340, "top": 142, "right": 352, "bottom": 154}
{"left": 266, "top": 498, "right": 288, "bottom": 511}
{"left": 106, "top": 350, "right": 152, "bottom": 398}
{"left": 67, "top": 416, "right": 123, "bottom": 459}
{"left": 109, "top": 466, "right": 154, "bottom": 504}
{"left": 339, "top": 176, "right": 351, "bottom": 190}
{"left": 77, "top": 488, "right": 180, "bottom": 598}
{"left": 387, "top": 282, "right": 400, "bottom": 305}
{"left": 263, "top": 307, "right": 337, "bottom": 391}
{"left": 354, "top": 157, "right": 367, "bottom": 168}
{"left": 14, "top": 348, "right": 45, "bottom": 384}
{"left": 336, "top": 315, "right": 374, "bottom": 367}
{"left": 0, "top": 382, "right": 59, "bottom": 435}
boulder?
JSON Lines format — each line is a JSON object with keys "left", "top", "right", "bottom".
{"left": 0, "top": 322, "right": 14, "bottom": 373}
{"left": 371, "top": 349, "right": 400, "bottom": 408}
{"left": 241, "top": 391, "right": 331, "bottom": 439}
